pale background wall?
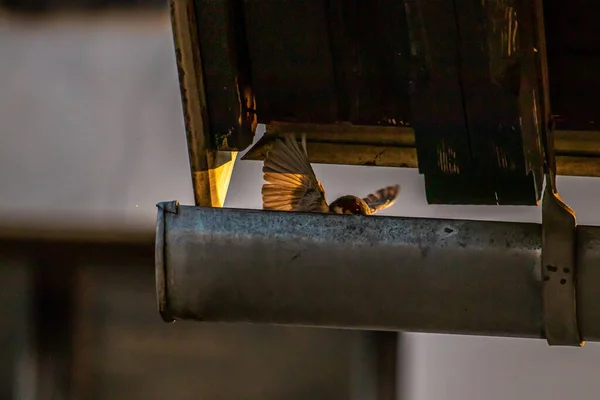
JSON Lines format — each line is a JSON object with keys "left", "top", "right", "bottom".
{"left": 2, "top": 11, "right": 600, "bottom": 400}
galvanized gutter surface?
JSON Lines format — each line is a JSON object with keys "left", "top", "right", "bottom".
{"left": 155, "top": 202, "right": 600, "bottom": 341}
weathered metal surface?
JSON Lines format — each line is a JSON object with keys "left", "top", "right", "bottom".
{"left": 537, "top": 0, "right": 583, "bottom": 345}
{"left": 156, "top": 202, "right": 546, "bottom": 338}
{"left": 542, "top": 183, "right": 582, "bottom": 346}
{"left": 155, "top": 203, "right": 600, "bottom": 341}
{"left": 155, "top": 201, "right": 176, "bottom": 323}
{"left": 576, "top": 227, "right": 600, "bottom": 341}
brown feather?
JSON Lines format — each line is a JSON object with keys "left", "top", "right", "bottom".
{"left": 262, "top": 134, "right": 329, "bottom": 213}
{"left": 362, "top": 184, "right": 401, "bottom": 214}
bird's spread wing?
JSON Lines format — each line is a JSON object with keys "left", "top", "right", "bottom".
{"left": 362, "top": 184, "right": 400, "bottom": 214}
{"left": 262, "top": 134, "right": 329, "bottom": 212}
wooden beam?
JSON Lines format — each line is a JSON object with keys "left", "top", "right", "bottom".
{"left": 452, "top": 0, "right": 545, "bottom": 205}
{"left": 169, "top": 0, "right": 242, "bottom": 207}
{"left": 403, "top": 0, "right": 476, "bottom": 204}
{"left": 242, "top": 123, "right": 600, "bottom": 178}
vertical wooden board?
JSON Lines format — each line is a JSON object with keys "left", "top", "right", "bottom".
{"left": 454, "top": 0, "right": 544, "bottom": 205}
{"left": 549, "top": 57, "right": 600, "bottom": 132}
{"left": 544, "top": 0, "right": 600, "bottom": 131}
{"left": 194, "top": 0, "right": 256, "bottom": 150}
{"left": 171, "top": 0, "right": 240, "bottom": 206}
{"left": 326, "top": 0, "right": 412, "bottom": 126}
{"left": 325, "top": 0, "right": 358, "bottom": 123}
{"left": 367, "top": 0, "right": 412, "bottom": 128}
{"left": 243, "top": 0, "right": 338, "bottom": 123}
{"left": 404, "top": 0, "right": 478, "bottom": 203}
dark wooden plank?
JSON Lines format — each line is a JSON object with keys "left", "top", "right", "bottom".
{"left": 325, "top": 0, "right": 356, "bottom": 123}
{"left": 326, "top": 0, "right": 412, "bottom": 126}
{"left": 243, "top": 0, "right": 338, "bottom": 123}
{"left": 544, "top": 0, "right": 600, "bottom": 131}
{"left": 404, "top": 0, "right": 478, "bottom": 204}
{"left": 405, "top": 0, "right": 549, "bottom": 204}
{"left": 453, "top": 0, "right": 545, "bottom": 205}
{"left": 549, "top": 56, "right": 600, "bottom": 131}
{"left": 194, "top": 0, "right": 256, "bottom": 150}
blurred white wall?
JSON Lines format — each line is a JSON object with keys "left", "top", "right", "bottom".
{"left": 0, "top": 12, "right": 193, "bottom": 232}
{"left": 2, "top": 11, "right": 600, "bottom": 400}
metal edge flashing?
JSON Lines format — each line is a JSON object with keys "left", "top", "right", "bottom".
{"left": 155, "top": 201, "right": 179, "bottom": 323}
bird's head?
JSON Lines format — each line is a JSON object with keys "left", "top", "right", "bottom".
{"left": 328, "top": 195, "right": 372, "bottom": 215}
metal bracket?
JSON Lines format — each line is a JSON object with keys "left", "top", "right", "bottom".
{"left": 533, "top": 0, "right": 584, "bottom": 344}
{"left": 542, "top": 184, "right": 583, "bottom": 346}
{"left": 541, "top": 118, "right": 583, "bottom": 346}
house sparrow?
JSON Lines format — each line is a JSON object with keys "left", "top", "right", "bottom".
{"left": 262, "top": 134, "right": 400, "bottom": 215}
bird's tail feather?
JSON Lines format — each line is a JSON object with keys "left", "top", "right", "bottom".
{"left": 363, "top": 184, "right": 401, "bottom": 213}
